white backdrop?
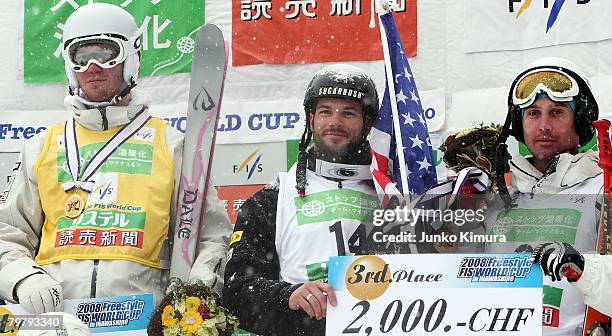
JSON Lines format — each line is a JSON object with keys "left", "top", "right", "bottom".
{"left": 2, "top": 0, "right": 612, "bottom": 187}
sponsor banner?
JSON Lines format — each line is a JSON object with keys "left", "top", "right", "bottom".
{"left": 286, "top": 139, "right": 301, "bottom": 170}
{"left": 421, "top": 88, "right": 445, "bottom": 132}
{"left": 492, "top": 208, "right": 581, "bottom": 243}
{"left": 327, "top": 254, "right": 542, "bottom": 335}
{"left": 232, "top": 0, "right": 417, "bottom": 66}
{"left": 58, "top": 211, "right": 145, "bottom": 230}
{"left": 0, "top": 110, "right": 69, "bottom": 152}
{"left": 448, "top": 87, "right": 508, "bottom": 130}
{"left": 215, "top": 184, "right": 265, "bottom": 224}
{"left": 294, "top": 189, "right": 380, "bottom": 225}
{"left": 0, "top": 88, "right": 443, "bottom": 151}
{"left": 216, "top": 100, "right": 305, "bottom": 144}
{"left": 0, "top": 105, "right": 293, "bottom": 151}
{"left": 212, "top": 142, "right": 286, "bottom": 186}
{"left": 430, "top": 132, "right": 448, "bottom": 181}
{"left": 466, "top": 1, "right": 612, "bottom": 52}
{"left": 0, "top": 293, "right": 153, "bottom": 335}
{"left": 0, "top": 104, "right": 184, "bottom": 153}
{"left": 55, "top": 227, "right": 144, "bottom": 248}
{"left": 23, "top": 0, "right": 204, "bottom": 83}
{"left": 57, "top": 142, "right": 154, "bottom": 178}
{"left": 542, "top": 285, "right": 563, "bottom": 327}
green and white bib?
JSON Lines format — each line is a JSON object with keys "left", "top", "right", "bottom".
{"left": 486, "top": 176, "right": 602, "bottom": 336}
{"left": 275, "top": 165, "right": 379, "bottom": 284}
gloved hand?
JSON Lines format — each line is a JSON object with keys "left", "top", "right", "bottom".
{"left": 531, "top": 242, "right": 585, "bottom": 282}
{"left": 16, "top": 273, "right": 64, "bottom": 314}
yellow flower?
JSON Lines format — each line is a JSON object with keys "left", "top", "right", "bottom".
{"left": 161, "top": 305, "right": 177, "bottom": 327}
{"left": 185, "top": 296, "right": 201, "bottom": 311}
{"left": 179, "top": 310, "right": 203, "bottom": 334}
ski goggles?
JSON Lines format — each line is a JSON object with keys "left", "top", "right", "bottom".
{"left": 512, "top": 69, "right": 579, "bottom": 108}
{"left": 64, "top": 35, "right": 126, "bottom": 72}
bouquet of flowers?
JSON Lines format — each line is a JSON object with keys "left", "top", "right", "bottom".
{"left": 439, "top": 123, "right": 510, "bottom": 176}
{"left": 148, "top": 282, "right": 239, "bottom": 336}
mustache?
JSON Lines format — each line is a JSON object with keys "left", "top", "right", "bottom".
{"left": 322, "top": 127, "right": 348, "bottom": 135}
{"left": 535, "top": 133, "right": 557, "bottom": 141}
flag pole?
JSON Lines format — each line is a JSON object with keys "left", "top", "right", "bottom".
{"left": 377, "top": 4, "right": 409, "bottom": 200}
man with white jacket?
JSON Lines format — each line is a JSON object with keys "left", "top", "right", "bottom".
{"left": 0, "top": 3, "right": 231, "bottom": 314}
{"left": 486, "top": 57, "right": 604, "bottom": 336}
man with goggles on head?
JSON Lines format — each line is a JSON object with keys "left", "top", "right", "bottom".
{"left": 484, "top": 57, "right": 606, "bottom": 336}
{"left": 0, "top": 3, "right": 231, "bottom": 314}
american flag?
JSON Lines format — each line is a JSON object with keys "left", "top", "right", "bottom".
{"left": 370, "top": 11, "right": 437, "bottom": 207}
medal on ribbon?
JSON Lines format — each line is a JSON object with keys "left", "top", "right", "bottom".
{"left": 61, "top": 108, "right": 150, "bottom": 214}
{"left": 64, "top": 194, "right": 85, "bottom": 218}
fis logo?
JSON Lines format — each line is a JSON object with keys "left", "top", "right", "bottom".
{"left": 95, "top": 180, "right": 114, "bottom": 200}
{"left": 457, "top": 256, "right": 532, "bottom": 282}
{"left": 90, "top": 174, "right": 118, "bottom": 204}
{"left": 135, "top": 127, "right": 155, "bottom": 142}
{"left": 509, "top": 0, "right": 591, "bottom": 33}
{"left": 232, "top": 149, "right": 263, "bottom": 180}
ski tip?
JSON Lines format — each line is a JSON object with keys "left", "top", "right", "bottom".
{"left": 193, "top": 24, "right": 224, "bottom": 52}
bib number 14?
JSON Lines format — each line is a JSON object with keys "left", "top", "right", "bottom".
{"left": 329, "top": 221, "right": 366, "bottom": 256}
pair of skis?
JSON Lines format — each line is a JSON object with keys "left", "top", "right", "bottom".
{"left": 168, "top": 24, "right": 228, "bottom": 286}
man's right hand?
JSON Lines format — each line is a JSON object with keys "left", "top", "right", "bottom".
{"left": 16, "top": 274, "right": 64, "bottom": 314}
{"left": 531, "top": 242, "right": 585, "bottom": 282}
{"left": 288, "top": 280, "right": 337, "bottom": 320}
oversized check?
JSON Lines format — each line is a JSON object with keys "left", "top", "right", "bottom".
{"left": 327, "top": 254, "right": 543, "bottom": 336}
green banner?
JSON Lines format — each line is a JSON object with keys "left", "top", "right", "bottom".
{"left": 58, "top": 210, "right": 146, "bottom": 230}
{"left": 542, "top": 285, "right": 563, "bottom": 308}
{"left": 57, "top": 142, "right": 153, "bottom": 181}
{"left": 24, "top": 0, "right": 204, "bottom": 83}
{"left": 294, "top": 189, "right": 380, "bottom": 225}
{"left": 286, "top": 139, "right": 300, "bottom": 170}
{"left": 492, "top": 208, "right": 581, "bottom": 243}
{"left": 306, "top": 261, "right": 329, "bottom": 281}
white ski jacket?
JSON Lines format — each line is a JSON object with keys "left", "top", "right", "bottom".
{"left": 574, "top": 254, "right": 612, "bottom": 316}
{"left": 511, "top": 152, "right": 612, "bottom": 317}
{"left": 509, "top": 152, "right": 602, "bottom": 196}
{"left": 0, "top": 91, "right": 231, "bottom": 306}
{"left": 486, "top": 151, "right": 603, "bottom": 336}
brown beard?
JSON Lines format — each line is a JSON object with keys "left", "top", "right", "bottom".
{"left": 312, "top": 136, "right": 371, "bottom": 165}
{"left": 313, "top": 136, "right": 350, "bottom": 159}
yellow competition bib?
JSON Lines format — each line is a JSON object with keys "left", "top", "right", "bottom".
{"left": 34, "top": 117, "right": 174, "bottom": 268}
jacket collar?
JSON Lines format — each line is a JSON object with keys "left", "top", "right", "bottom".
{"left": 64, "top": 89, "right": 151, "bottom": 131}
{"left": 510, "top": 152, "right": 601, "bottom": 194}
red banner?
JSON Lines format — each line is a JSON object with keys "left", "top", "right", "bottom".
{"left": 215, "top": 185, "right": 265, "bottom": 224}
{"left": 232, "top": 0, "right": 417, "bottom": 66}
{"left": 55, "top": 229, "right": 144, "bottom": 248}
